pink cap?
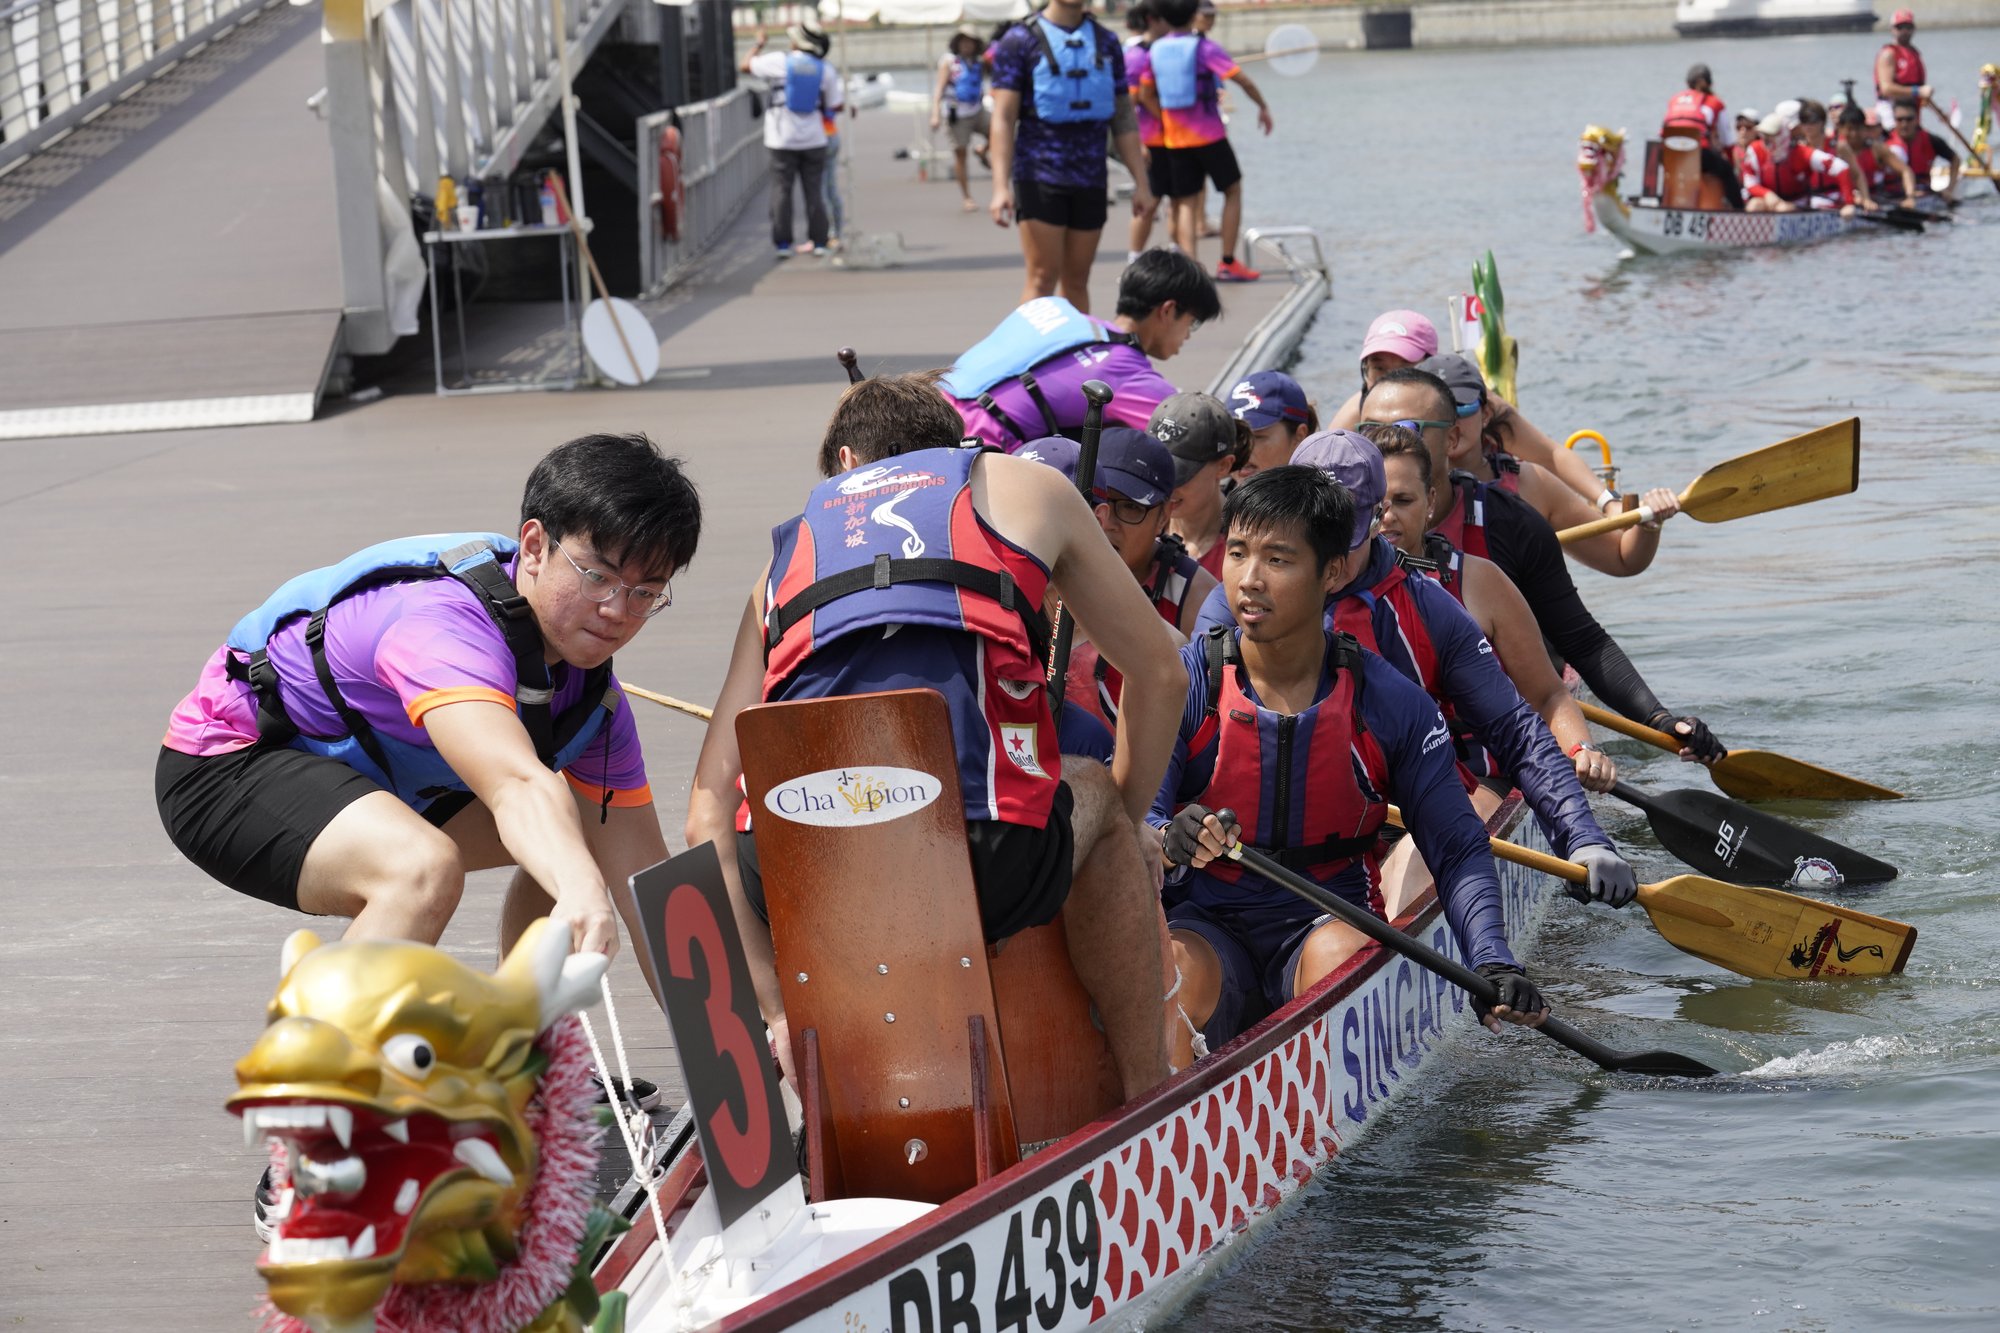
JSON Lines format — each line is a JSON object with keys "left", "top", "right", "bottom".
{"left": 1891, "top": 8, "right": 1914, "bottom": 25}
{"left": 1359, "top": 310, "right": 1438, "bottom": 365}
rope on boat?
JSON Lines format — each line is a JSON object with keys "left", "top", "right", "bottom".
{"left": 582, "top": 982, "right": 672, "bottom": 1263}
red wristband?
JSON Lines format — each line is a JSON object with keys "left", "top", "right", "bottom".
{"left": 1566, "top": 741, "right": 1595, "bottom": 758}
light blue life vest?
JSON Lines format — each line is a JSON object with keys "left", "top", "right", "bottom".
{"left": 942, "top": 297, "right": 1136, "bottom": 443}
{"left": 1149, "top": 34, "right": 1204, "bottom": 112}
{"left": 1025, "top": 15, "right": 1115, "bottom": 124}
{"left": 223, "top": 534, "right": 615, "bottom": 810}
{"left": 784, "top": 53, "right": 825, "bottom": 116}
{"left": 949, "top": 55, "right": 984, "bottom": 107}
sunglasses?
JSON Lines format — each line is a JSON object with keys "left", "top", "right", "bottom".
{"left": 1360, "top": 417, "right": 1455, "bottom": 437}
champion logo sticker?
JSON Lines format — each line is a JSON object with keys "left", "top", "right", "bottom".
{"left": 763, "top": 766, "right": 942, "bottom": 827}
{"left": 1421, "top": 721, "right": 1451, "bottom": 754}
{"left": 999, "top": 724, "right": 1049, "bottom": 777}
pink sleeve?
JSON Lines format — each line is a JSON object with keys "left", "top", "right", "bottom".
{"left": 1106, "top": 347, "right": 1178, "bottom": 434}
{"left": 375, "top": 598, "right": 518, "bottom": 725}
{"left": 1204, "top": 41, "right": 1240, "bottom": 80}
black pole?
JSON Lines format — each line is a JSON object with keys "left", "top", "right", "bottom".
{"left": 1047, "top": 379, "right": 1112, "bottom": 711}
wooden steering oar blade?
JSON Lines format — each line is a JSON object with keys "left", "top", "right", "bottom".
{"left": 1578, "top": 701, "right": 1903, "bottom": 802}
{"left": 1557, "top": 418, "right": 1859, "bottom": 543}
{"left": 1222, "top": 841, "right": 1719, "bottom": 1078}
{"left": 1607, "top": 781, "right": 1898, "bottom": 888}
{"left": 1435, "top": 811, "right": 1919, "bottom": 981}
{"left": 626, "top": 683, "right": 713, "bottom": 720}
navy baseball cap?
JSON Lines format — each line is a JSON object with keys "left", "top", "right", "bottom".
{"left": 1016, "top": 429, "right": 1173, "bottom": 508}
{"left": 1290, "top": 429, "right": 1386, "bottom": 550}
{"left": 1227, "top": 370, "right": 1310, "bottom": 432}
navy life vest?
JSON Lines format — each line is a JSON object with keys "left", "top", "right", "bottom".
{"left": 223, "top": 535, "right": 614, "bottom": 808}
{"left": 1149, "top": 34, "right": 1205, "bottom": 112}
{"left": 1186, "top": 628, "right": 1389, "bottom": 885}
{"left": 942, "top": 296, "right": 1137, "bottom": 444}
{"left": 783, "top": 52, "right": 825, "bottom": 116}
{"left": 762, "top": 447, "right": 1061, "bottom": 825}
{"left": 1024, "top": 14, "right": 1116, "bottom": 124}
{"left": 949, "top": 54, "right": 984, "bottom": 106}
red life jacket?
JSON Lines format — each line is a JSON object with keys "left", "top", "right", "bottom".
{"left": 1187, "top": 629, "right": 1389, "bottom": 892}
{"left": 1331, "top": 558, "right": 1480, "bottom": 793}
{"left": 1749, "top": 140, "right": 1852, "bottom": 203}
{"left": 1889, "top": 128, "right": 1937, "bottom": 177}
{"left": 1420, "top": 533, "right": 1466, "bottom": 606}
{"left": 1484, "top": 449, "right": 1523, "bottom": 494}
{"left": 761, "top": 446, "right": 1060, "bottom": 826}
{"left": 1663, "top": 89, "right": 1724, "bottom": 146}
{"left": 1073, "top": 534, "right": 1202, "bottom": 728}
{"left": 1432, "top": 472, "right": 1491, "bottom": 560}
{"left": 1877, "top": 42, "right": 1926, "bottom": 99}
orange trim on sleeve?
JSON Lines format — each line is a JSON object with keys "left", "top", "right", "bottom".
{"left": 565, "top": 771, "right": 654, "bottom": 808}
{"left": 407, "top": 685, "right": 518, "bottom": 726}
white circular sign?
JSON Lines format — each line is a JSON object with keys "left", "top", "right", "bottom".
{"left": 762, "top": 766, "right": 944, "bottom": 828}
{"left": 582, "top": 297, "right": 661, "bottom": 386}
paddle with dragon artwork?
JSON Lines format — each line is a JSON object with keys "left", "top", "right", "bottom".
{"left": 230, "top": 920, "right": 631, "bottom": 1333}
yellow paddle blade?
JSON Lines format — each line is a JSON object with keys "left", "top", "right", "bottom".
{"left": 1710, "top": 749, "right": 1904, "bottom": 803}
{"left": 1636, "top": 875, "right": 1916, "bottom": 980}
{"left": 1680, "top": 418, "right": 1859, "bottom": 524}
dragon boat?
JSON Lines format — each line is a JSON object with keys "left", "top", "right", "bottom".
{"left": 1578, "top": 125, "right": 1953, "bottom": 256}
{"left": 228, "top": 685, "right": 1570, "bottom": 1333}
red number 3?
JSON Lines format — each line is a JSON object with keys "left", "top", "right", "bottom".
{"left": 664, "top": 881, "right": 772, "bottom": 1190}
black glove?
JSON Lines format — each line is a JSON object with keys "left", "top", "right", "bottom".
{"left": 1164, "top": 804, "right": 1238, "bottom": 868}
{"left": 1649, "top": 709, "right": 1726, "bottom": 765}
{"left": 1571, "top": 844, "right": 1639, "bottom": 909}
{"left": 1474, "top": 962, "right": 1547, "bottom": 1024}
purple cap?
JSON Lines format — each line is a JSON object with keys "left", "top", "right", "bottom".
{"left": 1291, "top": 429, "right": 1385, "bottom": 550}
{"left": 1359, "top": 310, "right": 1438, "bottom": 365}
{"left": 1226, "top": 371, "right": 1311, "bottom": 432}
{"left": 1016, "top": 429, "right": 1173, "bottom": 508}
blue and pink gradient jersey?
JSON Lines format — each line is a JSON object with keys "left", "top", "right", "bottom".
{"left": 1144, "top": 35, "right": 1238, "bottom": 149}
{"left": 163, "top": 558, "right": 650, "bottom": 807}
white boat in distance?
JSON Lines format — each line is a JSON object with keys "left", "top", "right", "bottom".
{"left": 1676, "top": 0, "right": 1878, "bottom": 38}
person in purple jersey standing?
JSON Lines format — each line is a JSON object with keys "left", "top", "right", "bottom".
{"left": 987, "top": 0, "right": 1155, "bottom": 311}
{"left": 156, "top": 435, "right": 701, "bottom": 971}
{"left": 1153, "top": 466, "right": 1551, "bottom": 1049}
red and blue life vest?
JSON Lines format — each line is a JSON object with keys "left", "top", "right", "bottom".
{"left": 1185, "top": 629, "right": 1389, "bottom": 891}
{"left": 762, "top": 447, "right": 1060, "bottom": 825}
{"left": 1434, "top": 471, "right": 1492, "bottom": 560}
{"left": 1076, "top": 533, "right": 1204, "bottom": 728}
{"left": 223, "top": 534, "right": 613, "bottom": 809}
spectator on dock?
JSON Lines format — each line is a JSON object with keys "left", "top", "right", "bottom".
{"left": 932, "top": 27, "right": 994, "bottom": 213}
{"left": 1138, "top": 0, "right": 1274, "bottom": 282}
{"left": 1124, "top": 2, "right": 1174, "bottom": 259}
{"left": 987, "top": 0, "right": 1155, "bottom": 312}
{"left": 743, "top": 23, "right": 844, "bottom": 258}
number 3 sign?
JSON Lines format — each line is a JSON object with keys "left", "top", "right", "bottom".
{"left": 630, "top": 843, "right": 797, "bottom": 1232}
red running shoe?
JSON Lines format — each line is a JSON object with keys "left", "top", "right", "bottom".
{"left": 1215, "top": 257, "right": 1262, "bottom": 282}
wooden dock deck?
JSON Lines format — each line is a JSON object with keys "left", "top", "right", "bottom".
{"left": 0, "top": 42, "right": 1310, "bottom": 1327}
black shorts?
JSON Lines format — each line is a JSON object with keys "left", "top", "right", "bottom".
{"left": 1159, "top": 139, "right": 1242, "bottom": 199}
{"left": 1144, "top": 147, "right": 1174, "bottom": 202}
{"left": 1013, "top": 178, "right": 1109, "bottom": 232}
{"left": 155, "top": 744, "right": 466, "bottom": 912}
{"left": 738, "top": 781, "right": 1074, "bottom": 943}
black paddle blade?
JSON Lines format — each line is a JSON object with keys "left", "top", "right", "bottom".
{"left": 1610, "top": 782, "right": 1898, "bottom": 889}
{"left": 1601, "top": 1048, "right": 1722, "bottom": 1079}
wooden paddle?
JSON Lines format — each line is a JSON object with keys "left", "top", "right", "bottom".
{"left": 1555, "top": 418, "right": 1859, "bottom": 543}
{"left": 1925, "top": 95, "right": 2000, "bottom": 198}
{"left": 1440, "top": 816, "right": 1918, "bottom": 981}
{"left": 1218, "top": 841, "right": 1719, "bottom": 1078}
{"left": 627, "top": 684, "right": 713, "bottom": 721}
{"left": 1578, "top": 701, "right": 1903, "bottom": 802}
{"left": 1605, "top": 781, "right": 1897, "bottom": 888}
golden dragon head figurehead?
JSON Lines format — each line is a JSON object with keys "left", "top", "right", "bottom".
{"left": 1577, "top": 125, "right": 1627, "bottom": 192}
{"left": 229, "top": 919, "right": 609, "bottom": 1333}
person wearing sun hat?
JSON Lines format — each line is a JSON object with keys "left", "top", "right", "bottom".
{"left": 1150, "top": 390, "right": 1242, "bottom": 578}
{"left": 742, "top": 22, "right": 845, "bottom": 256}
{"left": 1226, "top": 370, "right": 1316, "bottom": 477}
{"left": 1327, "top": 308, "right": 1439, "bottom": 430}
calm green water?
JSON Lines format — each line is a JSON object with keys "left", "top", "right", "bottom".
{"left": 1166, "top": 25, "right": 2000, "bottom": 1331}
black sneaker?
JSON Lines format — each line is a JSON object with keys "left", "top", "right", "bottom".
{"left": 593, "top": 1073, "right": 663, "bottom": 1110}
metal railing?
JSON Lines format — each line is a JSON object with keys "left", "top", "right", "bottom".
{"left": 1205, "top": 225, "right": 1331, "bottom": 395}
{"left": 0, "top": 0, "right": 276, "bottom": 172}
{"left": 636, "top": 86, "right": 764, "bottom": 297}
{"left": 323, "top": 0, "right": 627, "bottom": 355}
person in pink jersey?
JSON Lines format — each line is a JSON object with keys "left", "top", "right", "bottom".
{"left": 157, "top": 434, "right": 701, "bottom": 975}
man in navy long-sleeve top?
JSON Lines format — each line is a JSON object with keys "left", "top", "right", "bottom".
{"left": 1153, "top": 466, "right": 1552, "bottom": 1049}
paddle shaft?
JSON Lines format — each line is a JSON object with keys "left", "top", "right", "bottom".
{"left": 1926, "top": 95, "right": 2000, "bottom": 195}
{"left": 1556, "top": 486, "right": 1684, "bottom": 541}
{"left": 627, "top": 684, "right": 713, "bottom": 721}
{"left": 1226, "top": 843, "right": 1711, "bottom": 1077}
{"left": 1234, "top": 44, "right": 1317, "bottom": 65}
{"left": 548, "top": 174, "right": 644, "bottom": 384}
{"left": 1047, "top": 380, "right": 1113, "bottom": 710}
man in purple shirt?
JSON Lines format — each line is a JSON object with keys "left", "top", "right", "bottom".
{"left": 987, "top": 0, "right": 1155, "bottom": 312}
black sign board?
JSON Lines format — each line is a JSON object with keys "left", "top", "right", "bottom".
{"left": 630, "top": 843, "right": 795, "bottom": 1231}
